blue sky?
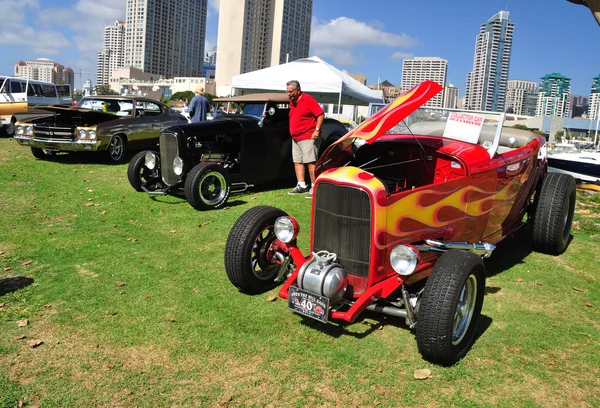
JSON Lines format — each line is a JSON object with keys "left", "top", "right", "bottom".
{"left": 1, "top": 0, "right": 598, "bottom": 96}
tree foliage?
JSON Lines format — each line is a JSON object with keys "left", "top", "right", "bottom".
{"left": 95, "top": 84, "right": 119, "bottom": 96}
{"left": 171, "top": 91, "right": 195, "bottom": 103}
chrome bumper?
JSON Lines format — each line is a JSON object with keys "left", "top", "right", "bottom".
{"left": 14, "top": 136, "right": 102, "bottom": 152}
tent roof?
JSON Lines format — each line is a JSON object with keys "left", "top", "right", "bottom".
{"left": 230, "top": 56, "right": 383, "bottom": 106}
{"left": 214, "top": 93, "right": 288, "bottom": 103}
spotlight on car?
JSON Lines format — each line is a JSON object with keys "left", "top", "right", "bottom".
{"left": 274, "top": 216, "right": 299, "bottom": 243}
{"left": 78, "top": 129, "right": 88, "bottom": 139}
{"left": 16, "top": 125, "right": 24, "bottom": 135}
{"left": 145, "top": 152, "right": 157, "bottom": 170}
{"left": 390, "top": 245, "right": 419, "bottom": 276}
{"left": 173, "top": 156, "right": 184, "bottom": 175}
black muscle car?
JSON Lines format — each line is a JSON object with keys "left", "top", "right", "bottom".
{"left": 14, "top": 96, "right": 188, "bottom": 163}
{"left": 127, "top": 93, "right": 348, "bottom": 210}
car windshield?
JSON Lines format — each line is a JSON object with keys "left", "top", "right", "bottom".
{"left": 77, "top": 98, "right": 134, "bottom": 116}
{"left": 242, "top": 103, "right": 266, "bottom": 117}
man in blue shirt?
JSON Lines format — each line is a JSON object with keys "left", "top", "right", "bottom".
{"left": 188, "top": 86, "right": 210, "bottom": 122}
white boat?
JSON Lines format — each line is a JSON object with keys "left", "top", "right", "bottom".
{"left": 548, "top": 151, "right": 600, "bottom": 183}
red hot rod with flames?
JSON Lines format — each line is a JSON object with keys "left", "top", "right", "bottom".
{"left": 224, "top": 81, "right": 576, "bottom": 365}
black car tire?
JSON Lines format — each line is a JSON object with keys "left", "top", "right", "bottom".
{"left": 416, "top": 250, "right": 486, "bottom": 366}
{"left": 107, "top": 134, "right": 127, "bottom": 163}
{"left": 531, "top": 172, "right": 576, "bottom": 255}
{"left": 4, "top": 118, "right": 16, "bottom": 137}
{"left": 316, "top": 120, "right": 347, "bottom": 158}
{"left": 224, "top": 206, "right": 289, "bottom": 294}
{"left": 128, "top": 150, "right": 158, "bottom": 192}
{"left": 31, "top": 147, "right": 56, "bottom": 159}
{"left": 184, "top": 162, "right": 231, "bottom": 210}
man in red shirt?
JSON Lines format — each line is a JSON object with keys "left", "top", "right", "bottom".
{"left": 286, "top": 80, "right": 324, "bottom": 197}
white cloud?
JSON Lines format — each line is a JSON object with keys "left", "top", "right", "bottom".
{"left": 312, "top": 48, "right": 358, "bottom": 66}
{"left": 389, "top": 51, "right": 414, "bottom": 61}
{"left": 311, "top": 17, "right": 418, "bottom": 48}
{"left": 207, "top": 0, "right": 220, "bottom": 20}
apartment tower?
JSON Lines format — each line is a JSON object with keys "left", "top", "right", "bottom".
{"left": 124, "top": 0, "right": 207, "bottom": 78}
{"left": 401, "top": 57, "right": 448, "bottom": 107}
{"left": 97, "top": 20, "right": 126, "bottom": 86}
{"left": 587, "top": 75, "right": 600, "bottom": 120}
{"left": 14, "top": 58, "right": 74, "bottom": 88}
{"left": 505, "top": 80, "right": 537, "bottom": 116}
{"left": 443, "top": 84, "right": 459, "bottom": 109}
{"left": 465, "top": 11, "right": 514, "bottom": 112}
{"left": 536, "top": 73, "right": 571, "bottom": 117}
{"left": 215, "top": 0, "right": 312, "bottom": 96}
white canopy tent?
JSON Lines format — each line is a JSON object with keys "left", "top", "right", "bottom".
{"left": 229, "top": 56, "right": 384, "bottom": 107}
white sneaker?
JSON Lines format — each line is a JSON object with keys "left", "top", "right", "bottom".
{"left": 305, "top": 187, "right": 313, "bottom": 198}
{"left": 288, "top": 184, "right": 309, "bottom": 195}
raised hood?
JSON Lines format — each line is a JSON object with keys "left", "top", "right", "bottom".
{"left": 315, "top": 81, "right": 442, "bottom": 177}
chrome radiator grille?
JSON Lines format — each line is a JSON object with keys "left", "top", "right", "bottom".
{"left": 33, "top": 125, "right": 75, "bottom": 140}
{"left": 159, "top": 132, "right": 180, "bottom": 186}
{"left": 312, "top": 182, "right": 372, "bottom": 278}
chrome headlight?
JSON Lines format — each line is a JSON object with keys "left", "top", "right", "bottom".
{"left": 25, "top": 126, "right": 33, "bottom": 136}
{"left": 274, "top": 216, "right": 299, "bottom": 243}
{"left": 390, "top": 245, "right": 419, "bottom": 276}
{"left": 16, "top": 125, "right": 24, "bottom": 135}
{"left": 173, "top": 156, "right": 184, "bottom": 175}
{"left": 145, "top": 152, "right": 157, "bottom": 170}
{"left": 88, "top": 130, "right": 96, "bottom": 140}
{"left": 78, "top": 129, "right": 87, "bottom": 139}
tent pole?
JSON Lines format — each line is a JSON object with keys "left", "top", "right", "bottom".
{"left": 337, "top": 92, "right": 342, "bottom": 120}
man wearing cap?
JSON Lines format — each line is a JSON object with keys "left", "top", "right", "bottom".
{"left": 188, "top": 86, "right": 210, "bottom": 123}
{"left": 286, "top": 79, "right": 324, "bottom": 197}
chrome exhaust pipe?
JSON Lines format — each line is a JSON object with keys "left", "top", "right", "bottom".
{"left": 416, "top": 239, "right": 495, "bottom": 258}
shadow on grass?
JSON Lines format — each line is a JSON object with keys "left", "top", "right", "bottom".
{"left": 0, "top": 276, "right": 34, "bottom": 296}
{"left": 484, "top": 224, "right": 534, "bottom": 278}
{"left": 31, "top": 150, "right": 143, "bottom": 165}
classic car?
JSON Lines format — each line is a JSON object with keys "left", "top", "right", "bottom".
{"left": 13, "top": 95, "right": 188, "bottom": 162}
{"left": 224, "top": 81, "right": 576, "bottom": 365}
{"left": 127, "top": 93, "right": 348, "bottom": 210}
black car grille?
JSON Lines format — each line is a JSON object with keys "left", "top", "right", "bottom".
{"left": 160, "top": 132, "right": 180, "bottom": 186}
{"left": 33, "top": 125, "right": 75, "bottom": 140}
{"left": 313, "top": 182, "right": 372, "bottom": 278}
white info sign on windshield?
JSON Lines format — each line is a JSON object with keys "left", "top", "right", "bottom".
{"left": 442, "top": 112, "right": 485, "bottom": 144}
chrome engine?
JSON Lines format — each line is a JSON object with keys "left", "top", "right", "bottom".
{"left": 296, "top": 251, "right": 348, "bottom": 303}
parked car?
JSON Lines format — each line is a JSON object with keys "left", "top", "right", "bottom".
{"left": 224, "top": 81, "right": 576, "bottom": 365}
{"left": 127, "top": 93, "right": 348, "bottom": 210}
{"left": 13, "top": 95, "right": 188, "bottom": 162}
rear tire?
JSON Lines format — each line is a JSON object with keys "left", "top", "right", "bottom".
{"left": 127, "top": 150, "right": 158, "bottom": 191}
{"left": 184, "top": 162, "right": 231, "bottom": 210}
{"left": 416, "top": 250, "right": 486, "bottom": 366}
{"left": 531, "top": 173, "right": 576, "bottom": 255}
{"left": 224, "top": 206, "right": 288, "bottom": 294}
{"left": 31, "top": 147, "right": 56, "bottom": 159}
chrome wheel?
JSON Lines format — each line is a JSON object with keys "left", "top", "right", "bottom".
{"left": 250, "top": 226, "right": 278, "bottom": 280}
{"left": 108, "top": 135, "right": 125, "bottom": 162}
{"left": 199, "top": 171, "right": 228, "bottom": 206}
{"left": 452, "top": 274, "right": 477, "bottom": 345}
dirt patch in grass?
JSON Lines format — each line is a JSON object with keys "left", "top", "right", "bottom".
{"left": 76, "top": 264, "right": 99, "bottom": 278}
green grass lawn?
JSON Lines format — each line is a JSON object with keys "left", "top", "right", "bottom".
{"left": 1, "top": 138, "right": 599, "bottom": 407}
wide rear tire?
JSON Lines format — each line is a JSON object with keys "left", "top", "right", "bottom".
{"left": 224, "top": 206, "right": 288, "bottom": 294}
{"left": 184, "top": 162, "right": 231, "bottom": 210}
{"left": 416, "top": 250, "right": 486, "bottom": 366}
{"left": 531, "top": 173, "right": 576, "bottom": 255}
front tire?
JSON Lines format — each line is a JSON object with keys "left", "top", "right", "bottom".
{"left": 31, "top": 147, "right": 56, "bottom": 159}
{"left": 184, "top": 162, "right": 231, "bottom": 210}
{"left": 107, "top": 134, "right": 127, "bottom": 163}
{"left": 531, "top": 172, "right": 576, "bottom": 255}
{"left": 128, "top": 150, "right": 158, "bottom": 191}
{"left": 4, "top": 118, "right": 16, "bottom": 137}
{"left": 416, "top": 250, "right": 486, "bottom": 366}
{"left": 224, "top": 206, "right": 289, "bottom": 294}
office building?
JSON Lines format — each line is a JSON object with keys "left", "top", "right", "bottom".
{"left": 14, "top": 58, "right": 74, "bottom": 88}
{"left": 443, "top": 84, "right": 459, "bottom": 109}
{"left": 536, "top": 73, "right": 571, "bottom": 117}
{"left": 97, "top": 20, "right": 126, "bottom": 86}
{"left": 124, "top": 0, "right": 207, "bottom": 78}
{"left": 505, "top": 80, "right": 537, "bottom": 116}
{"left": 215, "top": 0, "right": 312, "bottom": 96}
{"left": 465, "top": 11, "right": 514, "bottom": 112}
{"left": 401, "top": 57, "right": 447, "bottom": 107}
{"left": 588, "top": 75, "right": 600, "bottom": 120}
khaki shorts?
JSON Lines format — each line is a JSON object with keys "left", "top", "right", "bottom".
{"left": 291, "top": 139, "right": 317, "bottom": 163}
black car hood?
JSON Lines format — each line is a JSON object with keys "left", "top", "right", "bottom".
{"left": 26, "top": 106, "right": 119, "bottom": 127}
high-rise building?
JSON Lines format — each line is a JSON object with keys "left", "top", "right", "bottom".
{"left": 14, "top": 58, "right": 74, "bottom": 88}
{"left": 401, "top": 57, "right": 448, "bottom": 107}
{"left": 505, "top": 80, "right": 537, "bottom": 116}
{"left": 588, "top": 75, "right": 600, "bottom": 120}
{"left": 464, "top": 11, "right": 514, "bottom": 112}
{"left": 443, "top": 84, "right": 459, "bottom": 109}
{"left": 215, "top": 0, "right": 312, "bottom": 96}
{"left": 97, "top": 20, "right": 126, "bottom": 86}
{"left": 124, "top": 0, "right": 207, "bottom": 78}
{"left": 536, "top": 73, "right": 571, "bottom": 117}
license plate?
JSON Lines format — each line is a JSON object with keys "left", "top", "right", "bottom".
{"left": 44, "top": 144, "right": 59, "bottom": 150}
{"left": 288, "top": 286, "right": 329, "bottom": 323}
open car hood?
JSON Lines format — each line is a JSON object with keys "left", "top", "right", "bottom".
{"left": 316, "top": 80, "right": 443, "bottom": 177}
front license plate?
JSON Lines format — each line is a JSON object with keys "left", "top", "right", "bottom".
{"left": 44, "top": 144, "right": 58, "bottom": 150}
{"left": 288, "top": 286, "right": 329, "bottom": 323}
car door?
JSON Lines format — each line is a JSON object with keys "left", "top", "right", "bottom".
{"left": 128, "top": 100, "right": 155, "bottom": 149}
{"left": 263, "top": 104, "right": 294, "bottom": 176}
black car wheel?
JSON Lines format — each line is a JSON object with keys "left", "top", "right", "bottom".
{"left": 107, "top": 134, "right": 127, "bottom": 163}
{"left": 128, "top": 150, "right": 159, "bottom": 191}
{"left": 531, "top": 172, "right": 576, "bottom": 255}
{"left": 224, "top": 206, "right": 289, "bottom": 294}
{"left": 184, "top": 162, "right": 231, "bottom": 210}
{"left": 416, "top": 250, "right": 486, "bottom": 366}
{"left": 4, "top": 119, "right": 16, "bottom": 137}
{"left": 31, "top": 147, "right": 56, "bottom": 160}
